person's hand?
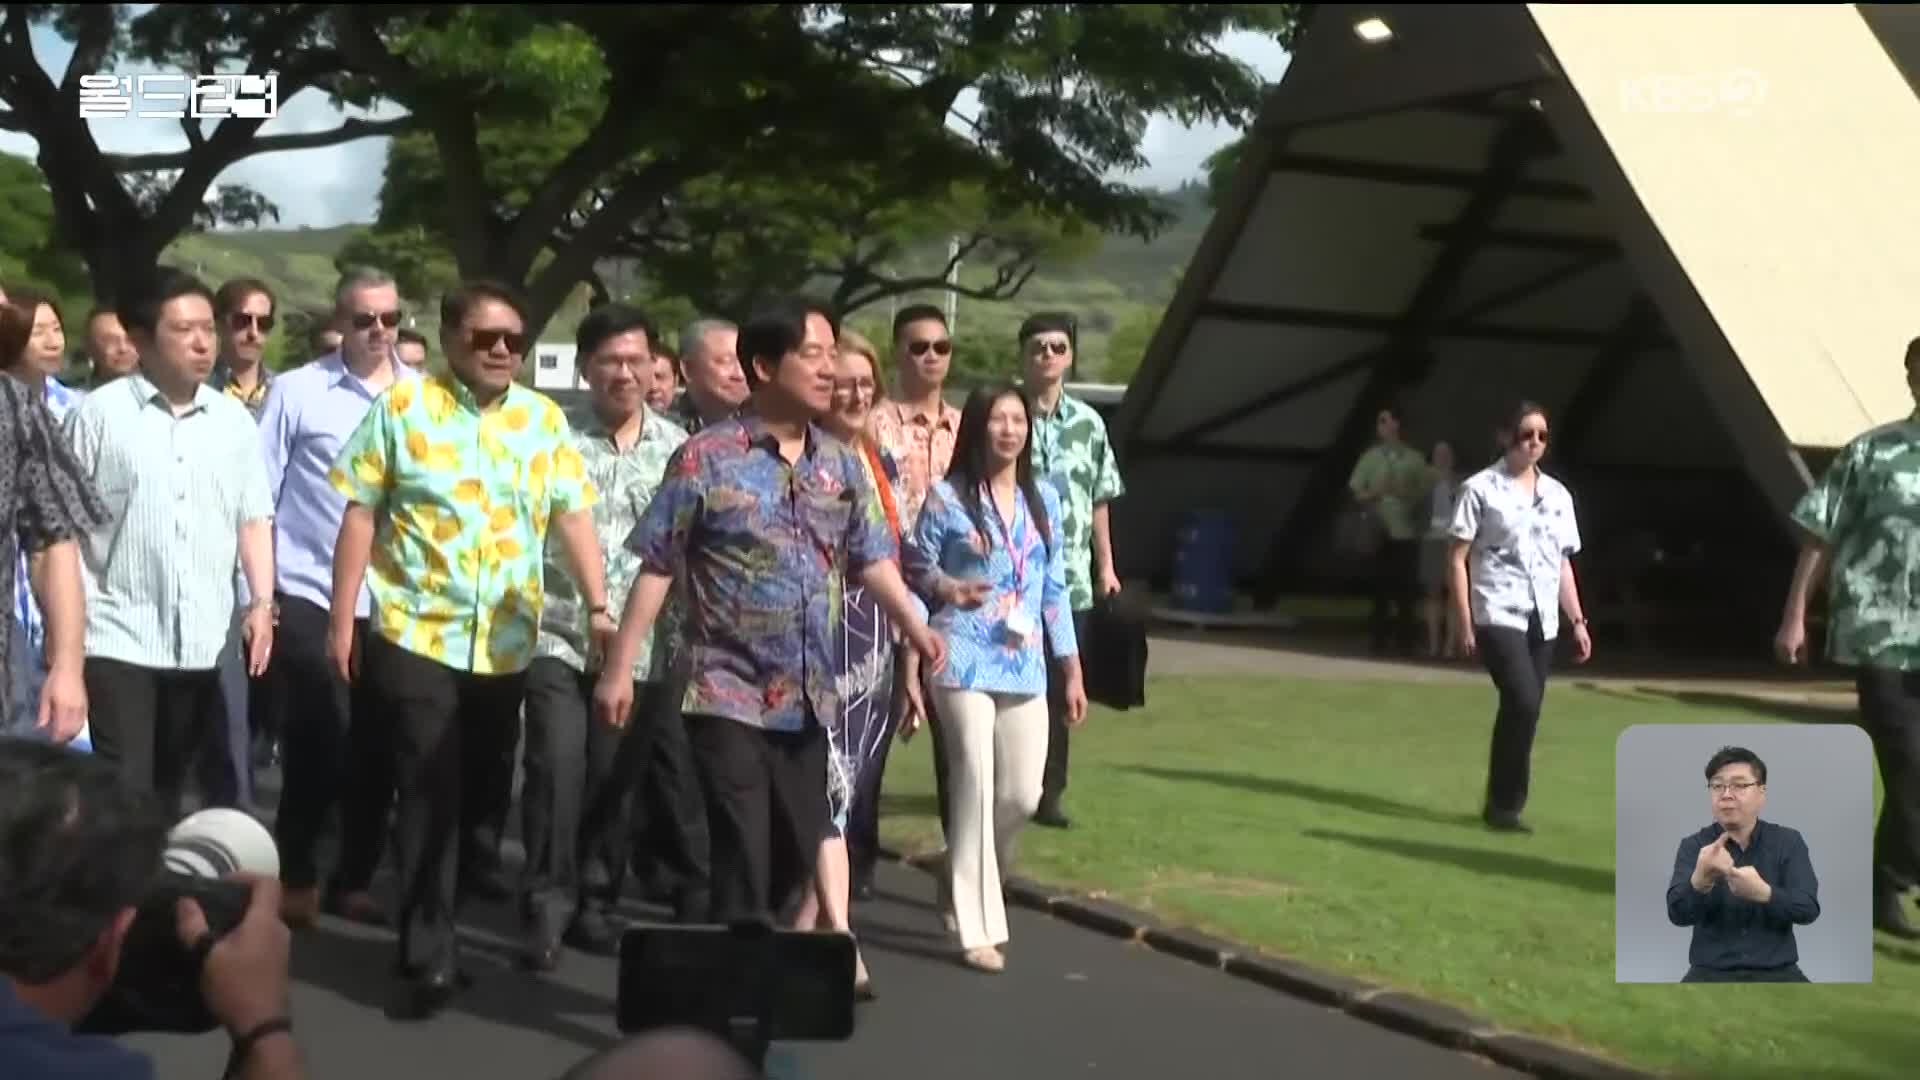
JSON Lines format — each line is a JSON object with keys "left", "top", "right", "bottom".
{"left": 1725, "top": 864, "right": 1772, "bottom": 903}
{"left": 587, "top": 610, "right": 617, "bottom": 671}
{"left": 593, "top": 668, "right": 634, "bottom": 730}
{"left": 1065, "top": 672, "right": 1088, "bottom": 728}
{"left": 1774, "top": 618, "right": 1807, "bottom": 666}
{"left": 899, "top": 680, "right": 926, "bottom": 740}
{"left": 176, "top": 874, "right": 292, "bottom": 1038}
{"left": 242, "top": 602, "right": 275, "bottom": 677}
{"left": 906, "top": 621, "right": 948, "bottom": 674}
{"left": 36, "top": 659, "right": 87, "bottom": 744}
{"left": 1571, "top": 622, "right": 1593, "bottom": 664}
{"left": 1458, "top": 619, "right": 1477, "bottom": 659}
{"left": 1098, "top": 567, "right": 1122, "bottom": 599}
{"left": 326, "top": 617, "right": 357, "bottom": 686}
{"left": 1693, "top": 833, "right": 1735, "bottom": 889}
{"left": 941, "top": 577, "right": 992, "bottom": 610}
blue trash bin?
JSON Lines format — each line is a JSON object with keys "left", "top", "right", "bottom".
{"left": 1170, "top": 510, "right": 1234, "bottom": 614}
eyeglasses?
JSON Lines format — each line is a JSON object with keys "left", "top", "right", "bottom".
{"left": 909, "top": 339, "right": 952, "bottom": 357}
{"left": 350, "top": 310, "right": 402, "bottom": 331}
{"left": 227, "top": 312, "right": 275, "bottom": 334}
{"left": 1029, "top": 340, "right": 1070, "bottom": 357}
{"left": 1708, "top": 781, "right": 1759, "bottom": 795}
{"left": 1517, "top": 427, "right": 1550, "bottom": 444}
{"left": 470, "top": 328, "right": 530, "bottom": 355}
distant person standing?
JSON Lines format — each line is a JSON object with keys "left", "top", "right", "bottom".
{"left": 1019, "top": 312, "right": 1122, "bottom": 831}
{"left": 81, "top": 307, "right": 140, "bottom": 389}
{"left": 395, "top": 328, "right": 430, "bottom": 373}
{"left": 1420, "top": 440, "right": 1463, "bottom": 660}
{"left": 309, "top": 324, "right": 344, "bottom": 362}
{"left": 667, "top": 319, "right": 747, "bottom": 434}
{"left": 647, "top": 343, "right": 681, "bottom": 412}
{"left": 1775, "top": 336, "right": 1920, "bottom": 940}
{"left": 1447, "top": 401, "right": 1592, "bottom": 834}
{"left": 1350, "top": 403, "right": 1432, "bottom": 657}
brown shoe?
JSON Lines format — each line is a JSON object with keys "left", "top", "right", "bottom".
{"left": 325, "top": 889, "right": 389, "bottom": 928}
{"left": 281, "top": 886, "right": 320, "bottom": 928}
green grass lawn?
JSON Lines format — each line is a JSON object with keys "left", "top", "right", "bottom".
{"left": 875, "top": 676, "right": 1920, "bottom": 1080}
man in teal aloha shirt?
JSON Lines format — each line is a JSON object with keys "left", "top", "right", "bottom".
{"left": 1020, "top": 312, "right": 1124, "bottom": 830}
{"left": 1776, "top": 336, "right": 1920, "bottom": 940}
{"left": 1349, "top": 404, "right": 1433, "bottom": 656}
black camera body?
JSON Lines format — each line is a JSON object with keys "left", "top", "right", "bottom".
{"left": 616, "top": 919, "right": 856, "bottom": 1067}
{"left": 74, "top": 872, "right": 252, "bottom": 1036}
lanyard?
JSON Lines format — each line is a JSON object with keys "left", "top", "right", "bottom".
{"left": 983, "top": 484, "right": 1028, "bottom": 591}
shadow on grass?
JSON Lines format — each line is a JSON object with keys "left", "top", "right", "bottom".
{"left": 1734, "top": 1012, "right": 1920, "bottom": 1080}
{"left": 1575, "top": 684, "right": 1858, "bottom": 727}
{"left": 1120, "top": 765, "right": 1484, "bottom": 830}
{"left": 1301, "top": 828, "right": 1614, "bottom": 895}
{"left": 1875, "top": 938, "right": 1920, "bottom": 967}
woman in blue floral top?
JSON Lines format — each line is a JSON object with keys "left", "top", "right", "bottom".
{"left": 903, "top": 381, "right": 1087, "bottom": 974}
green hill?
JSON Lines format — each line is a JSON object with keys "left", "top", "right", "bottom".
{"left": 161, "top": 184, "right": 1214, "bottom": 381}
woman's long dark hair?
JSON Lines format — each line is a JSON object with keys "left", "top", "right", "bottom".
{"left": 946, "top": 381, "right": 1052, "bottom": 555}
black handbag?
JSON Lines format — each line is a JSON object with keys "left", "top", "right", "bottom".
{"left": 1082, "top": 589, "right": 1148, "bottom": 710}
{"left": 1333, "top": 497, "right": 1387, "bottom": 560}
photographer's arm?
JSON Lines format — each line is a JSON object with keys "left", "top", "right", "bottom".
{"left": 177, "top": 876, "right": 303, "bottom": 1080}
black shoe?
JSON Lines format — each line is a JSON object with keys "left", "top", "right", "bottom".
{"left": 1484, "top": 811, "right": 1533, "bottom": 834}
{"left": 852, "top": 875, "right": 875, "bottom": 902}
{"left": 563, "top": 908, "right": 622, "bottom": 957}
{"left": 521, "top": 908, "right": 563, "bottom": 972}
{"left": 1875, "top": 890, "right": 1920, "bottom": 940}
{"left": 461, "top": 868, "right": 512, "bottom": 904}
{"left": 387, "top": 969, "right": 459, "bottom": 1021}
{"left": 1033, "top": 804, "right": 1071, "bottom": 829}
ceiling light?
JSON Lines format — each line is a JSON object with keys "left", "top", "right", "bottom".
{"left": 1354, "top": 17, "right": 1394, "bottom": 44}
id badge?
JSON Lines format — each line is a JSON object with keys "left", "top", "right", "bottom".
{"left": 1005, "top": 608, "right": 1036, "bottom": 641}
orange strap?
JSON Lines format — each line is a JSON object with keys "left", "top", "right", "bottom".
{"left": 862, "top": 439, "right": 903, "bottom": 543}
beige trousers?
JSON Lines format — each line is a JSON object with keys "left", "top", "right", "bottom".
{"left": 933, "top": 687, "right": 1050, "bottom": 950}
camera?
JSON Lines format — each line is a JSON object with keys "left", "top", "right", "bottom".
{"left": 75, "top": 808, "right": 279, "bottom": 1036}
{"left": 616, "top": 919, "right": 857, "bottom": 1068}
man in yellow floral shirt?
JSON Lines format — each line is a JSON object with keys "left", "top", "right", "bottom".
{"left": 327, "top": 280, "right": 612, "bottom": 1021}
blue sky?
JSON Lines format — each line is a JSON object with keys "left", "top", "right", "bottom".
{"left": 0, "top": 21, "right": 1291, "bottom": 230}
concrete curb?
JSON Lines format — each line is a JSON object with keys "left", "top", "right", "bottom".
{"left": 879, "top": 846, "right": 1658, "bottom": 1080}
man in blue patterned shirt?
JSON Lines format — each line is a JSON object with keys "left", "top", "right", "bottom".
{"left": 595, "top": 296, "right": 948, "bottom": 925}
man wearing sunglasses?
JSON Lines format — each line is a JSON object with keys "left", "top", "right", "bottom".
{"left": 211, "top": 279, "right": 277, "bottom": 419}
{"left": 1019, "top": 312, "right": 1124, "bottom": 831}
{"left": 328, "top": 279, "right": 611, "bottom": 1020}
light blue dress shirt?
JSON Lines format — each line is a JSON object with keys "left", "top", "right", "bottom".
{"left": 903, "top": 477, "right": 1077, "bottom": 697}
{"left": 256, "top": 353, "right": 383, "bottom": 619}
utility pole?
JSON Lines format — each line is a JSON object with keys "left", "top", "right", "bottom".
{"left": 945, "top": 235, "right": 961, "bottom": 335}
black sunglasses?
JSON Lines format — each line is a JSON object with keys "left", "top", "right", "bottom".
{"left": 1517, "top": 427, "right": 1550, "bottom": 444}
{"left": 470, "top": 328, "right": 530, "bottom": 355}
{"left": 1030, "top": 340, "right": 1070, "bottom": 357}
{"left": 227, "top": 312, "right": 275, "bottom": 334}
{"left": 909, "top": 339, "right": 952, "bottom": 357}
{"left": 350, "top": 310, "right": 403, "bottom": 331}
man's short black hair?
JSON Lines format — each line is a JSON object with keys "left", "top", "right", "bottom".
{"left": 892, "top": 304, "right": 947, "bottom": 343}
{"left": 119, "top": 267, "right": 216, "bottom": 339}
{"left": 575, "top": 304, "right": 656, "bottom": 360}
{"left": 1905, "top": 336, "right": 1920, "bottom": 377}
{"left": 1017, "top": 311, "right": 1076, "bottom": 348}
{"left": 395, "top": 327, "right": 428, "bottom": 349}
{"left": 1705, "top": 746, "right": 1767, "bottom": 785}
{"left": 0, "top": 740, "right": 170, "bottom": 984}
{"left": 738, "top": 296, "right": 839, "bottom": 390}
{"left": 213, "top": 277, "right": 276, "bottom": 319}
{"left": 439, "top": 280, "right": 529, "bottom": 334}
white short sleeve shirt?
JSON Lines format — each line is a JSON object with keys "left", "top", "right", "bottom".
{"left": 1448, "top": 464, "right": 1582, "bottom": 639}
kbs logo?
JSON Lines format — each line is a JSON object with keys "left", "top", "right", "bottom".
{"left": 1617, "top": 70, "right": 1768, "bottom": 118}
{"left": 78, "top": 74, "right": 279, "bottom": 120}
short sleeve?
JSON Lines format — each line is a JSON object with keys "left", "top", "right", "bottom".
{"left": 10, "top": 385, "right": 107, "bottom": 554}
{"left": 1558, "top": 487, "right": 1583, "bottom": 558}
{"left": 628, "top": 441, "right": 705, "bottom": 574}
{"left": 1091, "top": 417, "right": 1125, "bottom": 505}
{"left": 237, "top": 414, "right": 274, "bottom": 524}
{"left": 329, "top": 389, "right": 399, "bottom": 507}
{"left": 546, "top": 421, "right": 600, "bottom": 516}
{"left": 1790, "top": 440, "right": 1862, "bottom": 545}
{"left": 845, "top": 447, "right": 896, "bottom": 570}
{"left": 1448, "top": 479, "right": 1483, "bottom": 543}
{"left": 1348, "top": 446, "right": 1379, "bottom": 495}
{"left": 1041, "top": 486, "right": 1079, "bottom": 658}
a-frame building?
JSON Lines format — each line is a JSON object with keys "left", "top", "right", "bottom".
{"left": 1110, "top": 4, "right": 1920, "bottom": 634}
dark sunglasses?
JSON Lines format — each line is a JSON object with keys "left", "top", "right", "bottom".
{"left": 470, "top": 328, "right": 530, "bottom": 355}
{"left": 1517, "top": 427, "right": 1550, "bottom": 444}
{"left": 1030, "top": 340, "right": 1070, "bottom": 357}
{"left": 350, "top": 310, "right": 403, "bottom": 331}
{"left": 227, "top": 312, "right": 275, "bottom": 334}
{"left": 909, "top": 339, "right": 952, "bottom": 357}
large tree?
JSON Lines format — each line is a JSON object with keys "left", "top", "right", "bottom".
{"left": 0, "top": 4, "right": 409, "bottom": 299}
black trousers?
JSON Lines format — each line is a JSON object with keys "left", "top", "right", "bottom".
{"left": 1682, "top": 963, "right": 1807, "bottom": 983}
{"left": 849, "top": 654, "right": 912, "bottom": 880}
{"left": 1853, "top": 667, "right": 1920, "bottom": 896}
{"left": 1041, "top": 610, "right": 1095, "bottom": 810}
{"left": 629, "top": 654, "right": 712, "bottom": 921}
{"left": 1371, "top": 538, "right": 1421, "bottom": 653}
{"left": 84, "top": 658, "right": 224, "bottom": 818}
{"left": 1477, "top": 613, "right": 1555, "bottom": 817}
{"left": 360, "top": 633, "right": 524, "bottom": 977}
{"left": 520, "top": 658, "right": 666, "bottom": 926}
{"left": 271, "top": 594, "right": 392, "bottom": 895}
{"left": 686, "top": 713, "right": 828, "bottom": 926}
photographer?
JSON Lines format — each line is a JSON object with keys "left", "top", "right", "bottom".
{"left": 0, "top": 738, "right": 304, "bottom": 1079}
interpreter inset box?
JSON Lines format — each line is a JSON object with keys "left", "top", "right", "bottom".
{"left": 1614, "top": 722, "right": 1873, "bottom": 983}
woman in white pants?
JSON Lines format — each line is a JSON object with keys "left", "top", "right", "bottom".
{"left": 903, "top": 381, "right": 1088, "bottom": 973}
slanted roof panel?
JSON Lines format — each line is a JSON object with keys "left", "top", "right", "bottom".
{"left": 1531, "top": 2, "right": 1920, "bottom": 448}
